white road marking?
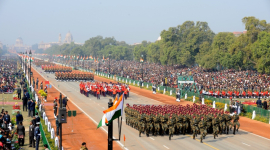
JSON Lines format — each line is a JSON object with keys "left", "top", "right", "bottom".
{"left": 102, "top": 107, "right": 105, "bottom": 109}
{"left": 239, "top": 129, "right": 270, "bottom": 141}
{"left": 32, "top": 67, "right": 129, "bottom": 150}
{"left": 150, "top": 137, "right": 155, "bottom": 140}
{"left": 242, "top": 143, "right": 250, "bottom": 146}
{"left": 163, "top": 145, "right": 169, "bottom": 149}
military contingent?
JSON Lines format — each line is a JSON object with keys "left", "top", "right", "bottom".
{"left": 55, "top": 71, "right": 94, "bottom": 81}
{"left": 34, "top": 60, "right": 54, "bottom": 67}
{"left": 124, "top": 103, "right": 240, "bottom": 143}
{"left": 44, "top": 65, "right": 72, "bottom": 73}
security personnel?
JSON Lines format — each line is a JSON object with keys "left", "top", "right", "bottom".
{"left": 34, "top": 122, "right": 41, "bottom": 150}
{"left": 176, "top": 88, "right": 180, "bottom": 102}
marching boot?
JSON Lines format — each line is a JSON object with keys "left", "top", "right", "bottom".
{"left": 193, "top": 134, "right": 195, "bottom": 139}
{"left": 214, "top": 134, "right": 216, "bottom": 139}
{"left": 139, "top": 132, "right": 141, "bottom": 137}
{"left": 169, "top": 134, "right": 171, "bottom": 140}
{"left": 200, "top": 138, "right": 203, "bottom": 143}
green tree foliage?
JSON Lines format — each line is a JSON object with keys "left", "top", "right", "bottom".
{"left": 251, "top": 31, "right": 270, "bottom": 73}
{"left": 43, "top": 16, "right": 270, "bottom": 73}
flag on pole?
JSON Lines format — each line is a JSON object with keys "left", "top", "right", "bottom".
{"left": 140, "top": 58, "right": 144, "bottom": 63}
{"left": 97, "top": 94, "right": 124, "bottom": 128}
{"left": 30, "top": 57, "right": 34, "bottom": 62}
{"left": 124, "top": 134, "right": 126, "bottom": 141}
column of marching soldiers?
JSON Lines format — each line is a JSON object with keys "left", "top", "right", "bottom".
{"left": 124, "top": 103, "right": 240, "bottom": 143}
{"left": 41, "top": 64, "right": 94, "bottom": 81}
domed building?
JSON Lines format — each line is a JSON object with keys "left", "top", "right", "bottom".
{"left": 7, "top": 37, "right": 30, "bottom": 52}
{"left": 64, "top": 31, "right": 73, "bottom": 44}
{"left": 38, "top": 31, "right": 82, "bottom": 50}
{"left": 15, "top": 37, "right": 23, "bottom": 47}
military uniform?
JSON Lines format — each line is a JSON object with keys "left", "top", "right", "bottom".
{"left": 198, "top": 118, "right": 207, "bottom": 143}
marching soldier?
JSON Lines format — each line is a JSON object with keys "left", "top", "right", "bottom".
{"left": 212, "top": 115, "right": 219, "bottom": 139}
{"left": 198, "top": 117, "right": 207, "bottom": 143}
{"left": 232, "top": 113, "right": 240, "bottom": 135}
{"left": 138, "top": 112, "right": 145, "bottom": 137}
{"left": 168, "top": 115, "right": 174, "bottom": 140}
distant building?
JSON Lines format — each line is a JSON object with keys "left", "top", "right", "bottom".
{"left": 38, "top": 31, "right": 83, "bottom": 50}
{"left": 7, "top": 37, "right": 31, "bottom": 52}
{"left": 130, "top": 43, "right": 141, "bottom": 46}
{"left": 233, "top": 30, "right": 247, "bottom": 37}
{"left": 0, "top": 41, "right": 3, "bottom": 49}
{"left": 157, "top": 36, "right": 161, "bottom": 41}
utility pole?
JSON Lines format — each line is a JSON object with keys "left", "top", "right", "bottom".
{"left": 59, "top": 93, "right": 63, "bottom": 150}
{"left": 108, "top": 99, "right": 113, "bottom": 150}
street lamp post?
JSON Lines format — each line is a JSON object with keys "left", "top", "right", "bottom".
{"left": 22, "top": 52, "right": 24, "bottom": 72}
{"left": 109, "top": 54, "right": 111, "bottom": 75}
{"left": 140, "top": 54, "right": 144, "bottom": 88}
{"left": 25, "top": 51, "right": 27, "bottom": 74}
{"left": 29, "top": 50, "right": 32, "bottom": 86}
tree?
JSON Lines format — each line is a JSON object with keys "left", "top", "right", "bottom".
{"left": 251, "top": 31, "right": 270, "bottom": 73}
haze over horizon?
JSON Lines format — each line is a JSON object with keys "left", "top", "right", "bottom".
{"left": 0, "top": 0, "right": 270, "bottom": 46}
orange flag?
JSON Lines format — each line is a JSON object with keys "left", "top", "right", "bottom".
{"left": 124, "top": 134, "right": 126, "bottom": 141}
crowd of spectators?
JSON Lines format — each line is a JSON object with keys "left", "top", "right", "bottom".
{"left": 81, "top": 60, "right": 270, "bottom": 93}
{"left": 0, "top": 60, "right": 20, "bottom": 93}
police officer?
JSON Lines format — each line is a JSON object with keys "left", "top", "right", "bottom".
{"left": 34, "top": 122, "right": 41, "bottom": 150}
{"left": 176, "top": 88, "right": 180, "bottom": 102}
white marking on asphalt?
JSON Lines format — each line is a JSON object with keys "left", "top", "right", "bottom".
{"left": 150, "top": 137, "right": 155, "bottom": 140}
{"left": 33, "top": 67, "right": 129, "bottom": 150}
{"left": 102, "top": 107, "right": 105, "bottom": 109}
{"left": 242, "top": 143, "right": 250, "bottom": 146}
{"left": 163, "top": 145, "right": 169, "bottom": 149}
{"left": 239, "top": 129, "right": 270, "bottom": 141}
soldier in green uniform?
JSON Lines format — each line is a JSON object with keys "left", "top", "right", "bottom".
{"left": 153, "top": 113, "right": 160, "bottom": 136}
{"left": 175, "top": 113, "right": 183, "bottom": 134}
{"left": 182, "top": 114, "right": 189, "bottom": 135}
{"left": 198, "top": 117, "right": 207, "bottom": 143}
{"left": 219, "top": 113, "right": 226, "bottom": 134}
{"left": 168, "top": 115, "right": 174, "bottom": 140}
{"left": 191, "top": 116, "right": 199, "bottom": 139}
{"left": 145, "top": 113, "right": 153, "bottom": 137}
{"left": 232, "top": 113, "right": 240, "bottom": 135}
{"left": 225, "top": 112, "right": 233, "bottom": 134}
{"left": 139, "top": 112, "right": 145, "bottom": 137}
{"left": 212, "top": 115, "right": 219, "bottom": 139}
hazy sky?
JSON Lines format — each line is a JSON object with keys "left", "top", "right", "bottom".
{"left": 0, "top": 0, "right": 270, "bottom": 46}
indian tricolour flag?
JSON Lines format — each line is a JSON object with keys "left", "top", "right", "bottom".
{"left": 97, "top": 94, "right": 124, "bottom": 128}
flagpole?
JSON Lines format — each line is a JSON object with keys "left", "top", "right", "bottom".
{"left": 108, "top": 99, "right": 113, "bottom": 150}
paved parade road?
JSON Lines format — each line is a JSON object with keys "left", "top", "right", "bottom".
{"left": 33, "top": 65, "right": 270, "bottom": 150}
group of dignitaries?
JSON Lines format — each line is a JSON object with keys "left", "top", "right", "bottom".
{"left": 55, "top": 71, "right": 94, "bottom": 81}
{"left": 124, "top": 103, "right": 240, "bottom": 143}
{"left": 79, "top": 82, "right": 131, "bottom": 100}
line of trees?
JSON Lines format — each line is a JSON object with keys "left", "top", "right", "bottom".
{"left": 44, "top": 16, "right": 270, "bottom": 73}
